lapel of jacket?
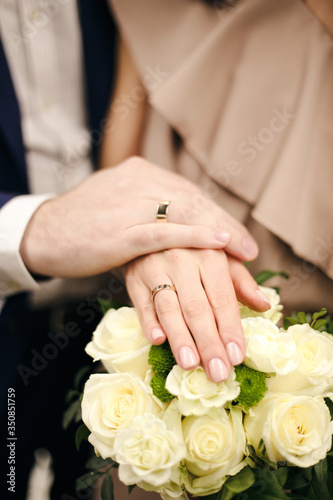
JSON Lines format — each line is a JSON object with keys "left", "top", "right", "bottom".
{"left": 0, "top": 36, "right": 28, "bottom": 191}
{"left": 0, "top": 1, "right": 116, "bottom": 186}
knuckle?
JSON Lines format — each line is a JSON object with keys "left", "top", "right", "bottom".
{"left": 182, "top": 298, "right": 210, "bottom": 317}
{"left": 196, "top": 339, "right": 224, "bottom": 361}
{"left": 126, "top": 227, "right": 146, "bottom": 247}
{"left": 209, "top": 289, "right": 235, "bottom": 311}
{"left": 203, "top": 248, "right": 227, "bottom": 264}
{"left": 197, "top": 337, "right": 216, "bottom": 352}
{"left": 151, "top": 225, "right": 167, "bottom": 244}
{"left": 128, "top": 226, "right": 166, "bottom": 249}
{"left": 124, "top": 155, "right": 142, "bottom": 170}
{"left": 141, "top": 303, "right": 155, "bottom": 317}
{"left": 156, "top": 296, "right": 178, "bottom": 316}
{"left": 177, "top": 201, "right": 193, "bottom": 222}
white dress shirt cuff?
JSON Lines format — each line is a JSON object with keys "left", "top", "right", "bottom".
{"left": 0, "top": 194, "right": 55, "bottom": 297}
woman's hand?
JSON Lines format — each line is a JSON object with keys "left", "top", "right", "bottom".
{"left": 126, "top": 248, "right": 271, "bottom": 382}
{"left": 20, "top": 156, "right": 258, "bottom": 278}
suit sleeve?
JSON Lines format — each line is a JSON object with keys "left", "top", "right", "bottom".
{"left": 0, "top": 192, "right": 19, "bottom": 209}
{"left": 0, "top": 193, "right": 55, "bottom": 298}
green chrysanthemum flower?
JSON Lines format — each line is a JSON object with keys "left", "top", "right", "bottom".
{"left": 150, "top": 372, "right": 175, "bottom": 403}
{"left": 234, "top": 364, "right": 268, "bottom": 411}
{"left": 148, "top": 341, "right": 176, "bottom": 375}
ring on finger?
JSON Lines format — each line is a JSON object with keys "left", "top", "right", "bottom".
{"left": 156, "top": 201, "right": 170, "bottom": 223}
{"left": 151, "top": 283, "right": 177, "bottom": 301}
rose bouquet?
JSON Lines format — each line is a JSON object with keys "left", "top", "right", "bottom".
{"left": 67, "top": 282, "right": 333, "bottom": 500}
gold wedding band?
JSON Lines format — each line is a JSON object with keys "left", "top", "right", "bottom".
{"left": 156, "top": 201, "right": 170, "bottom": 223}
{"left": 151, "top": 283, "right": 177, "bottom": 301}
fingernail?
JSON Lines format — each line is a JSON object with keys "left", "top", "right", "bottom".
{"left": 242, "top": 236, "right": 259, "bottom": 258}
{"left": 256, "top": 289, "right": 271, "bottom": 307}
{"left": 151, "top": 328, "right": 165, "bottom": 341}
{"left": 226, "top": 342, "right": 243, "bottom": 365}
{"left": 208, "top": 358, "right": 229, "bottom": 382}
{"left": 179, "top": 346, "right": 197, "bottom": 369}
{"left": 214, "top": 230, "right": 231, "bottom": 244}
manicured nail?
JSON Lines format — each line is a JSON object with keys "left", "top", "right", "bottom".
{"left": 151, "top": 328, "right": 165, "bottom": 341}
{"left": 256, "top": 289, "right": 271, "bottom": 307}
{"left": 242, "top": 236, "right": 259, "bottom": 258}
{"left": 208, "top": 358, "right": 229, "bottom": 382}
{"left": 179, "top": 346, "right": 197, "bottom": 369}
{"left": 226, "top": 342, "right": 243, "bottom": 365}
{"left": 214, "top": 230, "right": 231, "bottom": 244}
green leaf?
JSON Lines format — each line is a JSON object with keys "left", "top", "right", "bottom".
{"left": 272, "top": 467, "right": 288, "bottom": 487}
{"left": 76, "top": 470, "right": 106, "bottom": 492}
{"left": 101, "top": 472, "right": 114, "bottom": 500}
{"left": 312, "top": 319, "right": 328, "bottom": 331}
{"left": 284, "top": 467, "right": 311, "bottom": 490}
{"left": 74, "top": 365, "right": 92, "bottom": 391}
{"left": 247, "top": 444, "right": 257, "bottom": 457}
{"left": 75, "top": 423, "right": 90, "bottom": 451}
{"left": 85, "top": 455, "right": 115, "bottom": 470}
{"left": 221, "top": 467, "right": 255, "bottom": 499}
{"left": 258, "top": 439, "right": 265, "bottom": 452}
{"left": 296, "top": 312, "right": 307, "bottom": 324}
{"left": 249, "top": 469, "right": 288, "bottom": 500}
{"left": 62, "top": 396, "right": 82, "bottom": 430}
{"left": 312, "top": 460, "right": 331, "bottom": 500}
{"left": 325, "top": 316, "right": 333, "bottom": 334}
{"left": 64, "top": 389, "right": 81, "bottom": 404}
{"left": 97, "top": 298, "right": 124, "bottom": 314}
{"left": 312, "top": 308, "right": 327, "bottom": 322}
{"left": 254, "top": 270, "right": 289, "bottom": 286}
{"left": 327, "top": 471, "right": 333, "bottom": 496}
{"left": 128, "top": 484, "right": 136, "bottom": 494}
{"left": 284, "top": 317, "right": 300, "bottom": 326}
{"left": 296, "top": 460, "right": 332, "bottom": 500}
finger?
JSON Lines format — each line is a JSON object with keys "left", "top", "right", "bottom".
{"left": 166, "top": 199, "right": 259, "bottom": 262}
{"left": 227, "top": 258, "right": 271, "bottom": 311}
{"left": 126, "top": 259, "right": 167, "bottom": 345}
{"left": 173, "top": 257, "right": 231, "bottom": 383}
{"left": 125, "top": 272, "right": 166, "bottom": 345}
{"left": 200, "top": 250, "right": 246, "bottom": 367}
{"left": 212, "top": 207, "right": 259, "bottom": 262}
{"left": 125, "top": 224, "right": 232, "bottom": 259}
{"left": 127, "top": 256, "right": 201, "bottom": 369}
{"left": 151, "top": 277, "right": 200, "bottom": 371}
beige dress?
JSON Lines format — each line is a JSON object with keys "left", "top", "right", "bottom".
{"left": 109, "top": 0, "right": 333, "bottom": 315}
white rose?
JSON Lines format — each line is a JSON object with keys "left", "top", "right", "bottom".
{"left": 85, "top": 307, "right": 150, "bottom": 378}
{"left": 239, "top": 286, "right": 283, "bottom": 324}
{"left": 242, "top": 317, "right": 299, "bottom": 375}
{"left": 244, "top": 393, "right": 333, "bottom": 468}
{"left": 267, "top": 324, "right": 333, "bottom": 396}
{"left": 114, "top": 414, "right": 186, "bottom": 489}
{"left": 141, "top": 459, "right": 188, "bottom": 500}
{"left": 165, "top": 365, "right": 240, "bottom": 416}
{"left": 159, "top": 468, "right": 189, "bottom": 500}
{"left": 181, "top": 407, "right": 246, "bottom": 496}
{"left": 81, "top": 373, "right": 161, "bottom": 458}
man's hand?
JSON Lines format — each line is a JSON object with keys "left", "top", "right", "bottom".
{"left": 20, "top": 156, "right": 258, "bottom": 278}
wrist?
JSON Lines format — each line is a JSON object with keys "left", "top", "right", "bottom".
{"left": 20, "top": 198, "right": 57, "bottom": 277}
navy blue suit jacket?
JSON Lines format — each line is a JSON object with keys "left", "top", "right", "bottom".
{"left": 0, "top": 0, "right": 116, "bottom": 208}
{"left": 0, "top": 0, "right": 117, "bottom": 407}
